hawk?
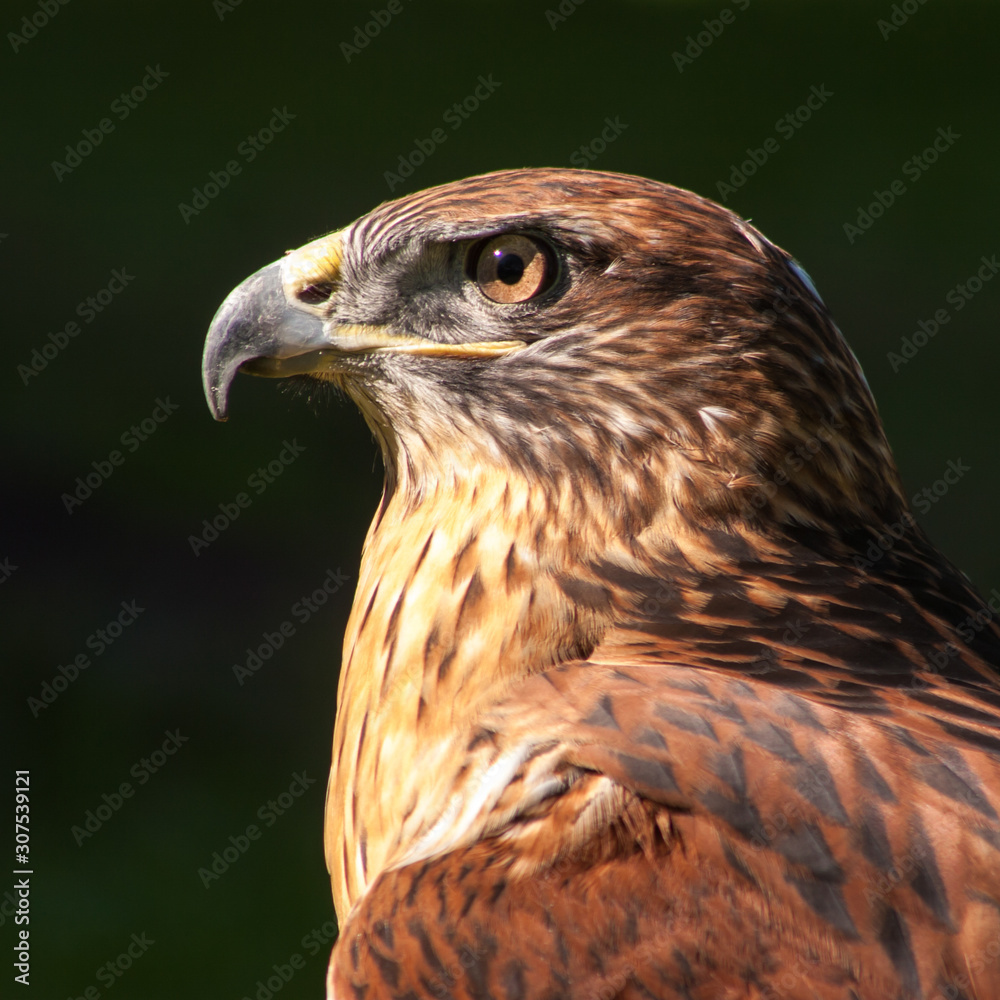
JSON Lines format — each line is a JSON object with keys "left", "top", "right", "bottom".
{"left": 202, "top": 169, "right": 1000, "bottom": 1000}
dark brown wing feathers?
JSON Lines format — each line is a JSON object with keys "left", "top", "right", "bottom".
{"left": 335, "top": 661, "right": 1000, "bottom": 999}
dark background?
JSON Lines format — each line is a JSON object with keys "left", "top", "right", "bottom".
{"left": 5, "top": 1, "right": 999, "bottom": 997}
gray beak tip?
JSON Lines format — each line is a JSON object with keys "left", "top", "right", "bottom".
{"left": 208, "top": 391, "right": 229, "bottom": 423}
{"left": 202, "top": 346, "right": 232, "bottom": 422}
{"left": 201, "top": 261, "right": 282, "bottom": 422}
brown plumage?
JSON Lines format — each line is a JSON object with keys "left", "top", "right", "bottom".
{"left": 202, "top": 169, "right": 1000, "bottom": 1000}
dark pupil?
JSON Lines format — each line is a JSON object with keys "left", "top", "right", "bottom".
{"left": 495, "top": 251, "right": 525, "bottom": 285}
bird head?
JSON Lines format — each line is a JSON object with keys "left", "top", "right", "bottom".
{"left": 203, "top": 168, "right": 906, "bottom": 544}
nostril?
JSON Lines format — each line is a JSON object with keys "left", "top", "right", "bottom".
{"left": 297, "top": 281, "right": 335, "bottom": 305}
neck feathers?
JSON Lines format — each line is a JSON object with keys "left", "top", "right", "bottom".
{"left": 325, "top": 423, "right": 999, "bottom": 918}
{"left": 326, "top": 464, "right": 608, "bottom": 914}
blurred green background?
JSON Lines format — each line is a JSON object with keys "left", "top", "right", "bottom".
{"left": 5, "top": 1, "right": 999, "bottom": 997}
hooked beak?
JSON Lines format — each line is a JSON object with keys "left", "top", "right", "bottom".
{"left": 201, "top": 231, "right": 527, "bottom": 421}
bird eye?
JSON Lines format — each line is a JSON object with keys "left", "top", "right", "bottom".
{"left": 471, "top": 234, "right": 554, "bottom": 303}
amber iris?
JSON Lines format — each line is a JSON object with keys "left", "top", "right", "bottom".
{"left": 474, "top": 234, "right": 552, "bottom": 303}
